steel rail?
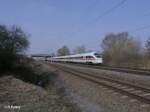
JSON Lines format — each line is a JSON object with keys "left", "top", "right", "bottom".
{"left": 60, "top": 63, "right": 150, "bottom": 76}
{"left": 51, "top": 63, "right": 150, "bottom": 104}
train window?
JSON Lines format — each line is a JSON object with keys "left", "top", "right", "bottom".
{"left": 72, "top": 56, "right": 83, "bottom": 59}
{"left": 94, "top": 53, "right": 101, "bottom": 58}
{"left": 86, "top": 56, "right": 94, "bottom": 59}
{"left": 79, "top": 56, "right": 83, "bottom": 59}
{"left": 72, "top": 57, "right": 75, "bottom": 59}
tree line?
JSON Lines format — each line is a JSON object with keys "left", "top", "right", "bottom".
{"left": 56, "top": 32, "right": 150, "bottom": 69}
{"left": 101, "top": 32, "right": 150, "bottom": 68}
{"left": 0, "top": 25, "right": 54, "bottom": 87}
{"left": 57, "top": 45, "right": 87, "bottom": 56}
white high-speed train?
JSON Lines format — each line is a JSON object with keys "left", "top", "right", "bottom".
{"left": 50, "top": 52, "right": 103, "bottom": 64}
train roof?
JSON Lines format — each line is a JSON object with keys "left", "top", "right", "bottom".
{"left": 53, "top": 52, "right": 100, "bottom": 59}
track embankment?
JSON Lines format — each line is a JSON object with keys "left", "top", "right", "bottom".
{"left": 0, "top": 61, "right": 81, "bottom": 112}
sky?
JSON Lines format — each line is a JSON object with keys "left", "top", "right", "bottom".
{"left": 0, "top": 0, "right": 150, "bottom": 54}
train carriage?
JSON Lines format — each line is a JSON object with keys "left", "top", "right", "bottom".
{"left": 50, "top": 52, "right": 103, "bottom": 64}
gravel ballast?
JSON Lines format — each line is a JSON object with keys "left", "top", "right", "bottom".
{"left": 48, "top": 63, "right": 150, "bottom": 112}
{"left": 57, "top": 63, "right": 150, "bottom": 89}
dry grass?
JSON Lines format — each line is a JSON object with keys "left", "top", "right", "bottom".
{"left": 0, "top": 75, "right": 80, "bottom": 112}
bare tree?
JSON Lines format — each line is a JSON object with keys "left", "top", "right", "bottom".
{"left": 57, "top": 45, "right": 70, "bottom": 56}
{"left": 101, "top": 32, "right": 142, "bottom": 67}
{"left": 73, "top": 45, "right": 86, "bottom": 54}
{"left": 0, "top": 25, "right": 29, "bottom": 71}
{"left": 145, "top": 37, "right": 150, "bottom": 57}
{"left": 143, "top": 37, "right": 150, "bottom": 68}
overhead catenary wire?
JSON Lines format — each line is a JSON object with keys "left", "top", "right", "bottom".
{"left": 74, "top": 0, "right": 127, "bottom": 35}
{"left": 86, "top": 0, "right": 100, "bottom": 11}
{"left": 73, "top": 0, "right": 150, "bottom": 37}
{"left": 131, "top": 25, "right": 150, "bottom": 33}
{"left": 99, "top": 24, "right": 150, "bottom": 36}
{"left": 84, "top": 0, "right": 150, "bottom": 34}
{"left": 91, "top": 0, "right": 127, "bottom": 23}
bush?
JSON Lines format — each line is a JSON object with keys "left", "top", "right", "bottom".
{"left": 0, "top": 53, "right": 16, "bottom": 72}
{"left": 13, "top": 64, "right": 57, "bottom": 87}
{"left": 0, "top": 25, "right": 29, "bottom": 73}
{"left": 101, "top": 32, "right": 142, "bottom": 67}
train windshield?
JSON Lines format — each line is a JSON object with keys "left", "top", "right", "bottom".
{"left": 94, "top": 53, "right": 101, "bottom": 58}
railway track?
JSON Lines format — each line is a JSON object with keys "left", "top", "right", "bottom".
{"left": 61, "top": 63, "right": 150, "bottom": 76}
{"left": 51, "top": 63, "right": 150, "bottom": 104}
